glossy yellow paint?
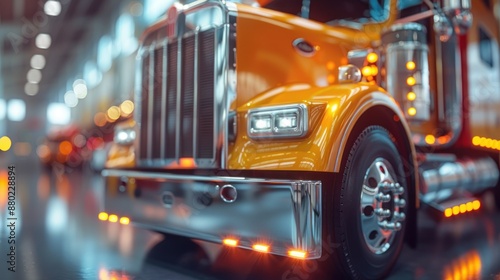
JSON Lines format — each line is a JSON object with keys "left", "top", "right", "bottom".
{"left": 227, "top": 2, "right": 413, "bottom": 173}
{"left": 228, "top": 83, "right": 414, "bottom": 173}
{"left": 233, "top": 3, "right": 396, "bottom": 107}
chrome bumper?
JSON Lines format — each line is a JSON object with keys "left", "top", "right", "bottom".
{"left": 102, "top": 169, "right": 322, "bottom": 259}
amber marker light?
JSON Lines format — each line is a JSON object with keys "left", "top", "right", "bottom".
{"left": 406, "top": 76, "right": 416, "bottom": 86}
{"left": 407, "top": 91, "right": 416, "bottom": 101}
{"left": 466, "top": 202, "right": 473, "bottom": 211}
{"left": 425, "top": 135, "right": 435, "bottom": 145}
{"left": 119, "top": 217, "right": 130, "bottom": 225}
{"left": 223, "top": 238, "right": 238, "bottom": 247}
{"left": 472, "top": 136, "right": 480, "bottom": 146}
{"left": 472, "top": 200, "right": 481, "bottom": 210}
{"left": 288, "top": 250, "right": 307, "bottom": 259}
{"left": 362, "top": 66, "right": 372, "bottom": 77}
{"left": 444, "top": 208, "right": 453, "bottom": 218}
{"left": 252, "top": 244, "right": 269, "bottom": 253}
{"left": 0, "top": 136, "right": 12, "bottom": 152}
{"left": 406, "top": 61, "right": 416, "bottom": 70}
{"left": 408, "top": 107, "right": 417, "bottom": 116}
{"left": 108, "top": 214, "right": 118, "bottom": 223}
{"left": 367, "top": 52, "right": 378, "bottom": 63}
{"left": 98, "top": 212, "right": 109, "bottom": 221}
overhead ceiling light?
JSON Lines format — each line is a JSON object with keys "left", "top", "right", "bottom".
{"left": 30, "top": 54, "right": 46, "bottom": 69}
{"left": 44, "top": 0, "right": 62, "bottom": 16}
{"left": 27, "top": 69, "right": 42, "bottom": 83}
{"left": 36, "top": 33, "right": 52, "bottom": 49}
{"left": 64, "top": 91, "right": 78, "bottom": 107}
{"left": 7, "top": 99, "right": 26, "bottom": 122}
{"left": 47, "top": 103, "right": 71, "bottom": 125}
{"left": 73, "top": 80, "right": 88, "bottom": 99}
{"left": 25, "top": 83, "right": 39, "bottom": 96}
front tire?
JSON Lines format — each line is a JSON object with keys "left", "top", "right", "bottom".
{"left": 332, "top": 126, "right": 408, "bottom": 279}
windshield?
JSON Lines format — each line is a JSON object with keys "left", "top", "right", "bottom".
{"left": 258, "top": 0, "right": 422, "bottom": 23}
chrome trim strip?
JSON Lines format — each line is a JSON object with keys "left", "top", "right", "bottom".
{"left": 161, "top": 41, "right": 168, "bottom": 159}
{"left": 103, "top": 169, "right": 322, "bottom": 259}
{"left": 175, "top": 38, "right": 182, "bottom": 161}
{"left": 436, "top": 39, "right": 445, "bottom": 122}
{"left": 147, "top": 46, "right": 154, "bottom": 161}
{"left": 213, "top": 26, "right": 220, "bottom": 165}
{"left": 193, "top": 28, "right": 200, "bottom": 158}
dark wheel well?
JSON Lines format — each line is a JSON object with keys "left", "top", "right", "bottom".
{"left": 342, "top": 106, "right": 418, "bottom": 247}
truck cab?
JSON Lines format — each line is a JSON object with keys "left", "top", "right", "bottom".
{"left": 101, "top": 0, "right": 500, "bottom": 278}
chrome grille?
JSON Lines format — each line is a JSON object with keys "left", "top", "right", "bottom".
{"left": 135, "top": 0, "right": 236, "bottom": 169}
{"left": 139, "top": 28, "right": 218, "bottom": 165}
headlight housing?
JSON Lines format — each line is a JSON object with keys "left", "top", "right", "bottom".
{"left": 114, "top": 127, "right": 136, "bottom": 145}
{"left": 248, "top": 104, "right": 308, "bottom": 139}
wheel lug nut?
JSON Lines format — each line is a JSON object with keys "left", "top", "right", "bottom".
{"left": 376, "top": 193, "right": 391, "bottom": 202}
{"left": 395, "top": 198, "right": 406, "bottom": 207}
{"left": 393, "top": 212, "right": 406, "bottom": 222}
{"left": 378, "top": 221, "right": 402, "bottom": 231}
{"left": 375, "top": 208, "right": 391, "bottom": 217}
{"left": 394, "top": 186, "right": 404, "bottom": 195}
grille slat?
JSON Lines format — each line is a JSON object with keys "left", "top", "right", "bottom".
{"left": 181, "top": 35, "right": 195, "bottom": 158}
{"left": 197, "top": 29, "right": 215, "bottom": 159}
{"left": 139, "top": 28, "right": 217, "bottom": 164}
{"left": 152, "top": 47, "right": 164, "bottom": 159}
{"left": 140, "top": 54, "right": 150, "bottom": 159}
{"left": 166, "top": 42, "right": 178, "bottom": 158}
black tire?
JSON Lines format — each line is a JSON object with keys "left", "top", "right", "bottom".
{"left": 332, "top": 126, "right": 408, "bottom": 280}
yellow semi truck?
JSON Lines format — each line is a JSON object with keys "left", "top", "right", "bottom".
{"left": 102, "top": 0, "right": 500, "bottom": 278}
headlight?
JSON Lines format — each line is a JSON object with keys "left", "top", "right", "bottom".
{"left": 248, "top": 104, "right": 308, "bottom": 139}
{"left": 114, "top": 127, "right": 136, "bottom": 145}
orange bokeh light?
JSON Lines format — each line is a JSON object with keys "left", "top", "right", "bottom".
{"left": 59, "top": 140, "right": 73, "bottom": 156}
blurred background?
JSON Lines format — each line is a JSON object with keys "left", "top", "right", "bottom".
{"left": 0, "top": 0, "right": 176, "bottom": 169}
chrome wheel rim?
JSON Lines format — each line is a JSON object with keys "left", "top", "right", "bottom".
{"left": 360, "top": 157, "right": 406, "bottom": 255}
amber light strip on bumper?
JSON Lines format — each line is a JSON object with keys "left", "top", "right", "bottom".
{"left": 98, "top": 212, "right": 131, "bottom": 225}
{"left": 444, "top": 200, "right": 481, "bottom": 218}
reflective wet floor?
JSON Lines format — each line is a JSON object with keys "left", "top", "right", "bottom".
{"left": 1, "top": 158, "right": 500, "bottom": 280}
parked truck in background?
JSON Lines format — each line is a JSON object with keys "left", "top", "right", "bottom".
{"left": 101, "top": 0, "right": 500, "bottom": 278}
